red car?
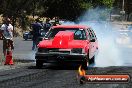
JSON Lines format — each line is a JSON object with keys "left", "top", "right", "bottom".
{"left": 35, "top": 25, "right": 98, "bottom": 68}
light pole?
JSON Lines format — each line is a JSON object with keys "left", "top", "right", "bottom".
{"left": 122, "top": 0, "right": 125, "bottom": 11}
{"left": 120, "top": 0, "right": 125, "bottom": 29}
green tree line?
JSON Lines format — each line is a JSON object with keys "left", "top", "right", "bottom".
{"left": 0, "top": 0, "right": 115, "bottom": 21}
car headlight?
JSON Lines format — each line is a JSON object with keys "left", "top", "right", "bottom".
{"left": 71, "top": 48, "right": 83, "bottom": 54}
{"left": 37, "top": 48, "right": 48, "bottom": 53}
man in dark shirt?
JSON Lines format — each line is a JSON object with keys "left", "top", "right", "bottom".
{"left": 44, "top": 18, "right": 52, "bottom": 33}
{"left": 32, "top": 18, "right": 42, "bottom": 50}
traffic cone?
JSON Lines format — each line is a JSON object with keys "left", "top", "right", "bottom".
{"left": 4, "top": 47, "right": 14, "bottom": 65}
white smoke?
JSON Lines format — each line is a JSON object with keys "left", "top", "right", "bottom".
{"left": 79, "top": 7, "right": 125, "bottom": 67}
{"left": 63, "top": 7, "right": 125, "bottom": 67}
{"left": 79, "top": 21, "right": 123, "bottom": 67}
{"left": 79, "top": 7, "right": 110, "bottom": 22}
{"left": 62, "top": 21, "right": 75, "bottom": 25}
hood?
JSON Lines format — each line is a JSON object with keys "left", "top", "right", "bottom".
{"left": 38, "top": 31, "right": 89, "bottom": 48}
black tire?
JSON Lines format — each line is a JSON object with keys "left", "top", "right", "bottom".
{"left": 36, "top": 60, "right": 43, "bottom": 69}
{"left": 82, "top": 60, "right": 88, "bottom": 70}
{"left": 90, "top": 56, "right": 95, "bottom": 64}
{"left": 82, "top": 53, "right": 89, "bottom": 70}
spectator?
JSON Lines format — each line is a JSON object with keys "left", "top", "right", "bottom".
{"left": 31, "top": 18, "right": 42, "bottom": 50}
{"left": 53, "top": 17, "right": 60, "bottom": 26}
{"left": 0, "top": 17, "right": 14, "bottom": 56}
{"left": 44, "top": 18, "right": 52, "bottom": 33}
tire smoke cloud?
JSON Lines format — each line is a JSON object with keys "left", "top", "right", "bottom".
{"left": 79, "top": 8, "right": 124, "bottom": 67}
{"left": 80, "top": 21, "right": 123, "bottom": 67}
{"left": 63, "top": 7, "right": 124, "bottom": 67}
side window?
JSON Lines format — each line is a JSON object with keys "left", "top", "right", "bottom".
{"left": 91, "top": 29, "right": 97, "bottom": 40}
{"left": 87, "top": 28, "right": 93, "bottom": 40}
{"left": 89, "top": 29, "right": 95, "bottom": 39}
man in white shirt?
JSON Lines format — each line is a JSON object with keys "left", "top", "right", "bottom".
{"left": 0, "top": 18, "right": 14, "bottom": 56}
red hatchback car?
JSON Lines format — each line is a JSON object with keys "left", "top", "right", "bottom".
{"left": 35, "top": 25, "right": 98, "bottom": 68}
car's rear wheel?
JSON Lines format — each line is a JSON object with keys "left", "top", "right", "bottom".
{"left": 36, "top": 60, "right": 43, "bottom": 69}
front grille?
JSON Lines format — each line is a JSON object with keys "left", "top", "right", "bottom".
{"left": 38, "top": 48, "right": 71, "bottom": 54}
{"left": 71, "top": 48, "right": 82, "bottom": 54}
{"left": 49, "top": 50, "right": 70, "bottom": 54}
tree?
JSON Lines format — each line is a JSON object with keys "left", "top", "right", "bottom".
{"left": 0, "top": 0, "right": 116, "bottom": 27}
{"left": 43, "top": 0, "right": 92, "bottom": 21}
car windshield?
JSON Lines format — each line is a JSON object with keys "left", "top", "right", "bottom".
{"left": 45, "top": 28, "right": 87, "bottom": 40}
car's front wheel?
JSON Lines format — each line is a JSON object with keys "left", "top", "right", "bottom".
{"left": 82, "top": 60, "right": 88, "bottom": 70}
{"left": 36, "top": 60, "right": 43, "bottom": 69}
{"left": 82, "top": 54, "right": 89, "bottom": 69}
{"left": 90, "top": 55, "right": 95, "bottom": 64}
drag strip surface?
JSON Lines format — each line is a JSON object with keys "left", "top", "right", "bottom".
{"left": 0, "top": 64, "right": 132, "bottom": 88}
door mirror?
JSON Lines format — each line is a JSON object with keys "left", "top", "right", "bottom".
{"left": 90, "top": 39, "right": 95, "bottom": 42}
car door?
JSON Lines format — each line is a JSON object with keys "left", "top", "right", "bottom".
{"left": 90, "top": 29, "right": 98, "bottom": 52}
{"left": 87, "top": 28, "right": 96, "bottom": 59}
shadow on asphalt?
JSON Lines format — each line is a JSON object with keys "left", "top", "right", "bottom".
{"left": 28, "top": 63, "right": 95, "bottom": 70}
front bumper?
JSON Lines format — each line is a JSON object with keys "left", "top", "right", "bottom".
{"left": 35, "top": 52, "right": 87, "bottom": 63}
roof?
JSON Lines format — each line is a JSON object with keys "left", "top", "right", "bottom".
{"left": 52, "top": 25, "right": 90, "bottom": 29}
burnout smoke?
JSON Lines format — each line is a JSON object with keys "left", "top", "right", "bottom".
{"left": 80, "top": 21, "right": 123, "bottom": 67}
{"left": 63, "top": 7, "right": 125, "bottom": 67}
{"left": 79, "top": 7, "right": 124, "bottom": 67}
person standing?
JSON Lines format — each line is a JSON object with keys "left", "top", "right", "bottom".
{"left": 0, "top": 17, "right": 14, "bottom": 56}
{"left": 44, "top": 18, "right": 52, "bottom": 33}
{"left": 31, "top": 18, "right": 42, "bottom": 50}
{"left": 53, "top": 17, "right": 60, "bottom": 26}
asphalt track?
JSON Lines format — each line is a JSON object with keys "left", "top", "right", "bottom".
{"left": 0, "top": 25, "right": 132, "bottom": 88}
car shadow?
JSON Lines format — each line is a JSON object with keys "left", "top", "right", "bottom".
{"left": 28, "top": 63, "right": 95, "bottom": 70}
